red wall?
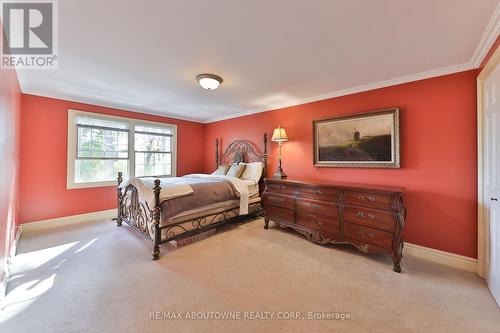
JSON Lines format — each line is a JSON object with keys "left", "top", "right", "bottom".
{"left": 0, "top": 61, "right": 21, "bottom": 278}
{"left": 19, "top": 95, "right": 205, "bottom": 223}
{"left": 204, "top": 70, "right": 478, "bottom": 258}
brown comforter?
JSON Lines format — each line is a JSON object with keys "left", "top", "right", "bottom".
{"left": 160, "top": 176, "right": 238, "bottom": 220}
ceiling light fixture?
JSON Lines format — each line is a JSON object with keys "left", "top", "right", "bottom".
{"left": 196, "top": 73, "right": 223, "bottom": 90}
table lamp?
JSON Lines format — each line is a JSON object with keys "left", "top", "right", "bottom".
{"left": 271, "top": 126, "right": 288, "bottom": 179}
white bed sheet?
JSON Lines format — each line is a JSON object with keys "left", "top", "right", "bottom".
{"left": 241, "top": 179, "right": 259, "bottom": 197}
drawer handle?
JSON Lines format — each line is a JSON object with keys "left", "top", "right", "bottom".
{"left": 357, "top": 211, "right": 375, "bottom": 219}
{"left": 304, "top": 202, "right": 322, "bottom": 209}
{"left": 358, "top": 230, "right": 375, "bottom": 239}
{"left": 270, "top": 197, "right": 285, "bottom": 202}
{"left": 358, "top": 195, "right": 375, "bottom": 202}
{"left": 311, "top": 219, "right": 323, "bottom": 226}
{"left": 313, "top": 190, "right": 323, "bottom": 195}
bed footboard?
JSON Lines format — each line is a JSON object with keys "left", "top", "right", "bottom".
{"left": 117, "top": 172, "right": 124, "bottom": 227}
{"left": 152, "top": 179, "right": 161, "bottom": 260}
{"left": 117, "top": 172, "right": 161, "bottom": 260}
{"left": 116, "top": 172, "right": 260, "bottom": 261}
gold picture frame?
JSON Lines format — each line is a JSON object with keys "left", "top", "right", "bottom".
{"left": 313, "top": 107, "right": 400, "bottom": 168}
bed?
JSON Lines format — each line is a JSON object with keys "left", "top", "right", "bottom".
{"left": 116, "top": 134, "right": 268, "bottom": 260}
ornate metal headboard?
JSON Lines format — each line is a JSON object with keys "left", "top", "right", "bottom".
{"left": 215, "top": 134, "right": 268, "bottom": 178}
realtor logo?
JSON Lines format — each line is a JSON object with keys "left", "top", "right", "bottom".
{"left": 1, "top": 0, "right": 58, "bottom": 69}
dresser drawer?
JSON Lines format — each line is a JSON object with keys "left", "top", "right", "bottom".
{"left": 297, "top": 213, "right": 340, "bottom": 235}
{"left": 262, "top": 193, "right": 294, "bottom": 209}
{"left": 343, "top": 206, "right": 396, "bottom": 232}
{"left": 265, "top": 181, "right": 295, "bottom": 195}
{"left": 295, "top": 185, "right": 340, "bottom": 202}
{"left": 343, "top": 190, "right": 394, "bottom": 210}
{"left": 266, "top": 206, "right": 294, "bottom": 225}
{"left": 344, "top": 222, "right": 393, "bottom": 249}
{"left": 296, "top": 198, "right": 339, "bottom": 219}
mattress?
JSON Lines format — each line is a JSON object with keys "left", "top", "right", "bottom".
{"left": 162, "top": 195, "right": 261, "bottom": 226}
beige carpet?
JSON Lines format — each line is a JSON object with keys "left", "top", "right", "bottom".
{"left": 1, "top": 217, "right": 499, "bottom": 333}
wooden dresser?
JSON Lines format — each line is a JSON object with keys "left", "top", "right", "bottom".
{"left": 262, "top": 178, "right": 406, "bottom": 272}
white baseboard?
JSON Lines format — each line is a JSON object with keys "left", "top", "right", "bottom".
{"left": 21, "top": 209, "right": 117, "bottom": 232}
{"left": 0, "top": 272, "right": 7, "bottom": 308}
{"left": 404, "top": 242, "right": 478, "bottom": 273}
{"left": 1, "top": 225, "right": 22, "bottom": 307}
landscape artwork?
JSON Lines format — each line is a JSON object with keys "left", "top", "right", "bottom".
{"left": 313, "top": 108, "right": 400, "bottom": 168}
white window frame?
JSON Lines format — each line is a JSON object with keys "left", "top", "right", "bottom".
{"left": 67, "top": 109, "right": 177, "bottom": 189}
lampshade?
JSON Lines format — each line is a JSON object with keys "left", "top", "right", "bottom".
{"left": 271, "top": 126, "right": 288, "bottom": 142}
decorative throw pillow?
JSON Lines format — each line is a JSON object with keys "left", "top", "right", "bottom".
{"left": 226, "top": 164, "right": 246, "bottom": 178}
{"left": 240, "top": 162, "right": 263, "bottom": 181}
{"left": 212, "top": 165, "right": 230, "bottom": 175}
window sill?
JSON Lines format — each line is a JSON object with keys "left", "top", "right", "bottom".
{"left": 67, "top": 180, "right": 117, "bottom": 189}
{"left": 66, "top": 174, "right": 177, "bottom": 189}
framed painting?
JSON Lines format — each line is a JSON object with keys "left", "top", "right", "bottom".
{"left": 313, "top": 108, "right": 400, "bottom": 168}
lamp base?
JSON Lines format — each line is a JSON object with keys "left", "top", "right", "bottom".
{"left": 272, "top": 168, "right": 287, "bottom": 179}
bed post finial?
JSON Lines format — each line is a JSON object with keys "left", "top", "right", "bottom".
{"left": 215, "top": 138, "right": 219, "bottom": 168}
{"left": 116, "top": 172, "right": 123, "bottom": 226}
{"left": 263, "top": 133, "right": 268, "bottom": 177}
{"left": 152, "top": 179, "right": 161, "bottom": 260}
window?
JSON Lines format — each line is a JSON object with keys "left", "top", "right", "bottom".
{"left": 75, "top": 116, "right": 129, "bottom": 184}
{"left": 134, "top": 125, "right": 173, "bottom": 177}
{"left": 67, "top": 109, "right": 177, "bottom": 189}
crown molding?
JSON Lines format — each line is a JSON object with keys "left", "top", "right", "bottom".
{"left": 205, "top": 61, "right": 476, "bottom": 123}
{"left": 471, "top": 3, "right": 500, "bottom": 67}
{"left": 20, "top": 90, "right": 206, "bottom": 124}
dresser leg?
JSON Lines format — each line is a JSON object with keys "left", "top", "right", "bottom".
{"left": 393, "top": 261, "right": 401, "bottom": 273}
{"left": 392, "top": 241, "right": 403, "bottom": 273}
{"left": 264, "top": 217, "right": 269, "bottom": 229}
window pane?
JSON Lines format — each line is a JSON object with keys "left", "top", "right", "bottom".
{"left": 135, "top": 124, "right": 172, "bottom": 134}
{"left": 134, "top": 132, "right": 170, "bottom": 152}
{"left": 77, "top": 127, "right": 128, "bottom": 158}
{"left": 76, "top": 116, "right": 129, "bottom": 129}
{"left": 75, "top": 159, "right": 128, "bottom": 183}
{"left": 135, "top": 152, "right": 171, "bottom": 177}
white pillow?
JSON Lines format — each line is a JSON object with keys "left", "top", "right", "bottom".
{"left": 240, "top": 162, "right": 263, "bottom": 182}
{"left": 226, "top": 164, "right": 246, "bottom": 178}
{"left": 212, "top": 165, "right": 230, "bottom": 175}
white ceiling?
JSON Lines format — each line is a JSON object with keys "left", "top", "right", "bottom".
{"left": 17, "top": 0, "right": 500, "bottom": 123}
